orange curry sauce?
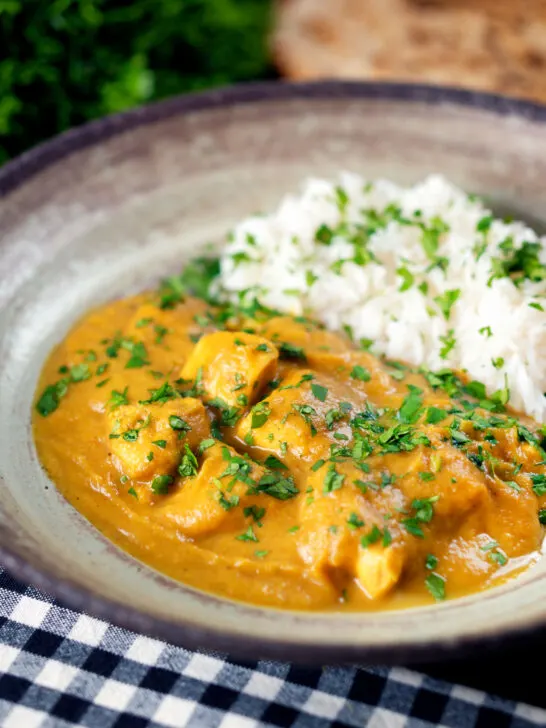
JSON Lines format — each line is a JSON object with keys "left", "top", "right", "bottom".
{"left": 33, "top": 288, "right": 545, "bottom": 611}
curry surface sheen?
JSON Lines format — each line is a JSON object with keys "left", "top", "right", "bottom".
{"left": 33, "top": 291, "right": 545, "bottom": 611}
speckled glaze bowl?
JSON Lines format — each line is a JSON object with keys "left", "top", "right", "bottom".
{"left": 2, "top": 82, "right": 546, "bottom": 665}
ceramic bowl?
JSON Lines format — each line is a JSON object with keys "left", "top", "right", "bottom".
{"left": 2, "top": 82, "right": 546, "bottom": 664}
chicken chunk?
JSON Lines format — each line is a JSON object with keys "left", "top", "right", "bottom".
{"left": 356, "top": 544, "right": 406, "bottom": 600}
{"left": 107, "top": 398, "right": 210, "bottom": 480}
{"left": 157, "top": 442, "right": 269, "bottom": 538}
{"left": 180, "top": 331, "right": 278, "bottom": 408}
{"left": 235, "top": 367, "right": 369, "bottom": 466}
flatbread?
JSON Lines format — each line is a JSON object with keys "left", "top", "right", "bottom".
{"left": 273, "top": 0, "right": 546, "bottom": 101}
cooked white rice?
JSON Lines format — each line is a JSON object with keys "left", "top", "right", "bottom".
{"left": 217, "top": 173, "right": 546, "bottom": 422}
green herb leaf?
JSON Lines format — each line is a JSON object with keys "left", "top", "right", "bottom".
{"left": 425, "top": 573, "right": 446, "bottom": 601}
{"left": 347, "top": 512, "right": 364, "bottom": 530}
{"left": 323, "top": 464, "right": 345, "bottom": 494}
{"left": 178, "top": 444, "right": 199, "bottom": 478}
{"left": 169, "top": 415, "right": 191, "bottom": 432}
{"left": 425, "top": 554, "right": 438, "bottom": 570}
{"left": 257, "top": 472, "right": 299, "bottom": 500}
{"left": 278, "top": 342, "right": 306, "bottom": 361}
{"left": 426, "top": 407, "right": 447, "bottom": 424}
{"left": 360, "top": 525, "right": 382, "bottom": 548}
{"left": 398, "top": 385, "right": 423, "bottom": 424}
{"left": 70, "top": 363, "right": 91, "bottom": 382}
{"left": 151, "top": 474, "right": 174, "bottom": 495}
{"left": 264, "top": 455, "right": 288, "bottom": 471}
{"left": 236, "top": 525, "right": 258, "bottom": 542}
{"left": 311, "top": 382, "right": 328, "bottom": 402}
{"left": 251, "top": 401, "right": 271, "bottom": 429}
{"left": 350, "top": 365, "right": 371, "bottom": 382}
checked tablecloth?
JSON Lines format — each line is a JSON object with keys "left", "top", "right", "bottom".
{"left": 0, "top": 570, "right": 545, "bottom": 728}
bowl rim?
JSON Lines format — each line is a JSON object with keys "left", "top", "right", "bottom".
{"left": 3, "top": 79, "right": 546, "bottom": 665}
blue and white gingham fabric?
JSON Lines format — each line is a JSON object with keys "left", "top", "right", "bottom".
{"left": 0, "top": 570, "right": 545, "bottom": 728}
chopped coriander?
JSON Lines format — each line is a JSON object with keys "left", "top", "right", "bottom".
{"left": 490, "top": 551, "right": 508, "bottom": 567}
{"left": 531, "top": 473, "right": 546, "bottom": 496}
{"left": 350, "top": 365, "right": 371, "bottom": 382}
{"left": 529, "top": 302, "right": 544, "bottom": 312}
{"left": 315, "top": 224, "right": 334, "bottom": 245}
{"left": 244, "top": 505, "right": 266, "bottom": 525}
{"left": 425, "top": 573, "right": 446, "bottom": 601}
{"left": 146, "top": 452, "right": 154, "bottom": 462}
{"left": 539, "top": 509, "right": 546, "bottom": 524}
{"left": 492, "top": 357, "right": 505, "bottom": 369}
{"left": 254, "top": 550, "right": 269, "bottom": 558}
{"left": 128, "top": 487, "right": 138, "bottom": 499}
{"left": 120, "top": 475, "right": 129, "bottom": 484}
{"left": 434, "top": 289, "right": 460, "bottom": 320}
{"left": 139, "top": 381, "right": 178, "bottom": 405}
{"left": 382, "top": 528, "right": 392, "bottom": 547}
{"left": 218, "top": 492, "right": 240, "bottom": 511}
{"left": 278, "top": 342, "right": 306, "bottom": 361}
{"left": 425, "top": 554, "right": 438, "bottom": 570}
{"left": 70, "top": 363, "right": 91, "bottom": 382}
{"left": 347, "top": 512, "right": 364, "bottom": 530}
{"left": 151, "top": 474, "right": 174, "bottom": 494}
{"left": 108, "top": 387, "right": 129, "bottom": 411}
{"left": 294, "top": 404, "right": 318, "bottom": 435}
{"left": 125, "top": 341, "right": 150, "bottom": 369}
{"left": 476, "top": 214, "right": 493, "bottom": 234}
{"left": 325, "top": 407, "right": 344, "bottom": 430}
{"left": 354, "top": 479, "right": 369, "bottom": 493}
{"left": 329, "top": 525, "right": 339, "bottom": 534}
{"left": 419, "top": 472, "right": 435, "bottom": 481}
{"left": 255, "top": 343, "right": 270, "bottom": 352}
{"left": 264, "top": 455, "right": 288, "bottom": 471}
{"left": 397, "top": 265, "right": 414, "bottom": 292}
{"left": 152, "top": 439, "right": 167, "bottom": 449}
{"left": 36, "top": 380, "right": 69, "bottom": 417}
{"left": 178, "top": 444, "right": 198, "bottom": 478}
{"left": 236, "top": 525, "right": 258, "bottom": 542}
{"left": 257, "top": 472, "right": 299, "bottom": 500}
{"left": 306, "top": 270, "right": 318, "bottom": 287}
{"left": 439, "top": 329, "right": 456, "bottom": 359}
{"left": 122, "top": 429, "right": 139, "bottom": 442}
{"left": 287, "top": 525, "right": 300, "bottom": 533}
{"left": 479, "top": 325, "right": 493, "bottom": 338}
{"left": 311, "top": 459, "right": 326, "bottom": 472}
{"left": 323, "top": 464, "right": 345, "bottom": 494}
{"left": 169, "top": 415, "right": 191, "bottom": 433}
{"left": 251, "top": 401, "right": 271, "bottom": 429}
{"left": 199, "top": 438, "right": 216, "bottom": 452}
{"left": 426, "top": 406, "right": 447, "bottom": 424}
{"left": 398, "top": 385, "right": 423, "bottom": 424}
{"left": 360, "top": 525, "right": 382, "bottom": 548}
{"left": 311, "top": 382, "right": 328, "bottom": 402}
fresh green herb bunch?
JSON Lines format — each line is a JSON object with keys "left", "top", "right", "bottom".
{"left": 0, "top": 0, "right": 273, "bottom": 164}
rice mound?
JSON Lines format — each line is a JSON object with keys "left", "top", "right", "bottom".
{"left": 217, "top": 173, "right": 546, "bottom": 421}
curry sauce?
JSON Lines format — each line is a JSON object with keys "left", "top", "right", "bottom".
{"left": 33, "top": 282, "right": 546, "bottom": 610}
